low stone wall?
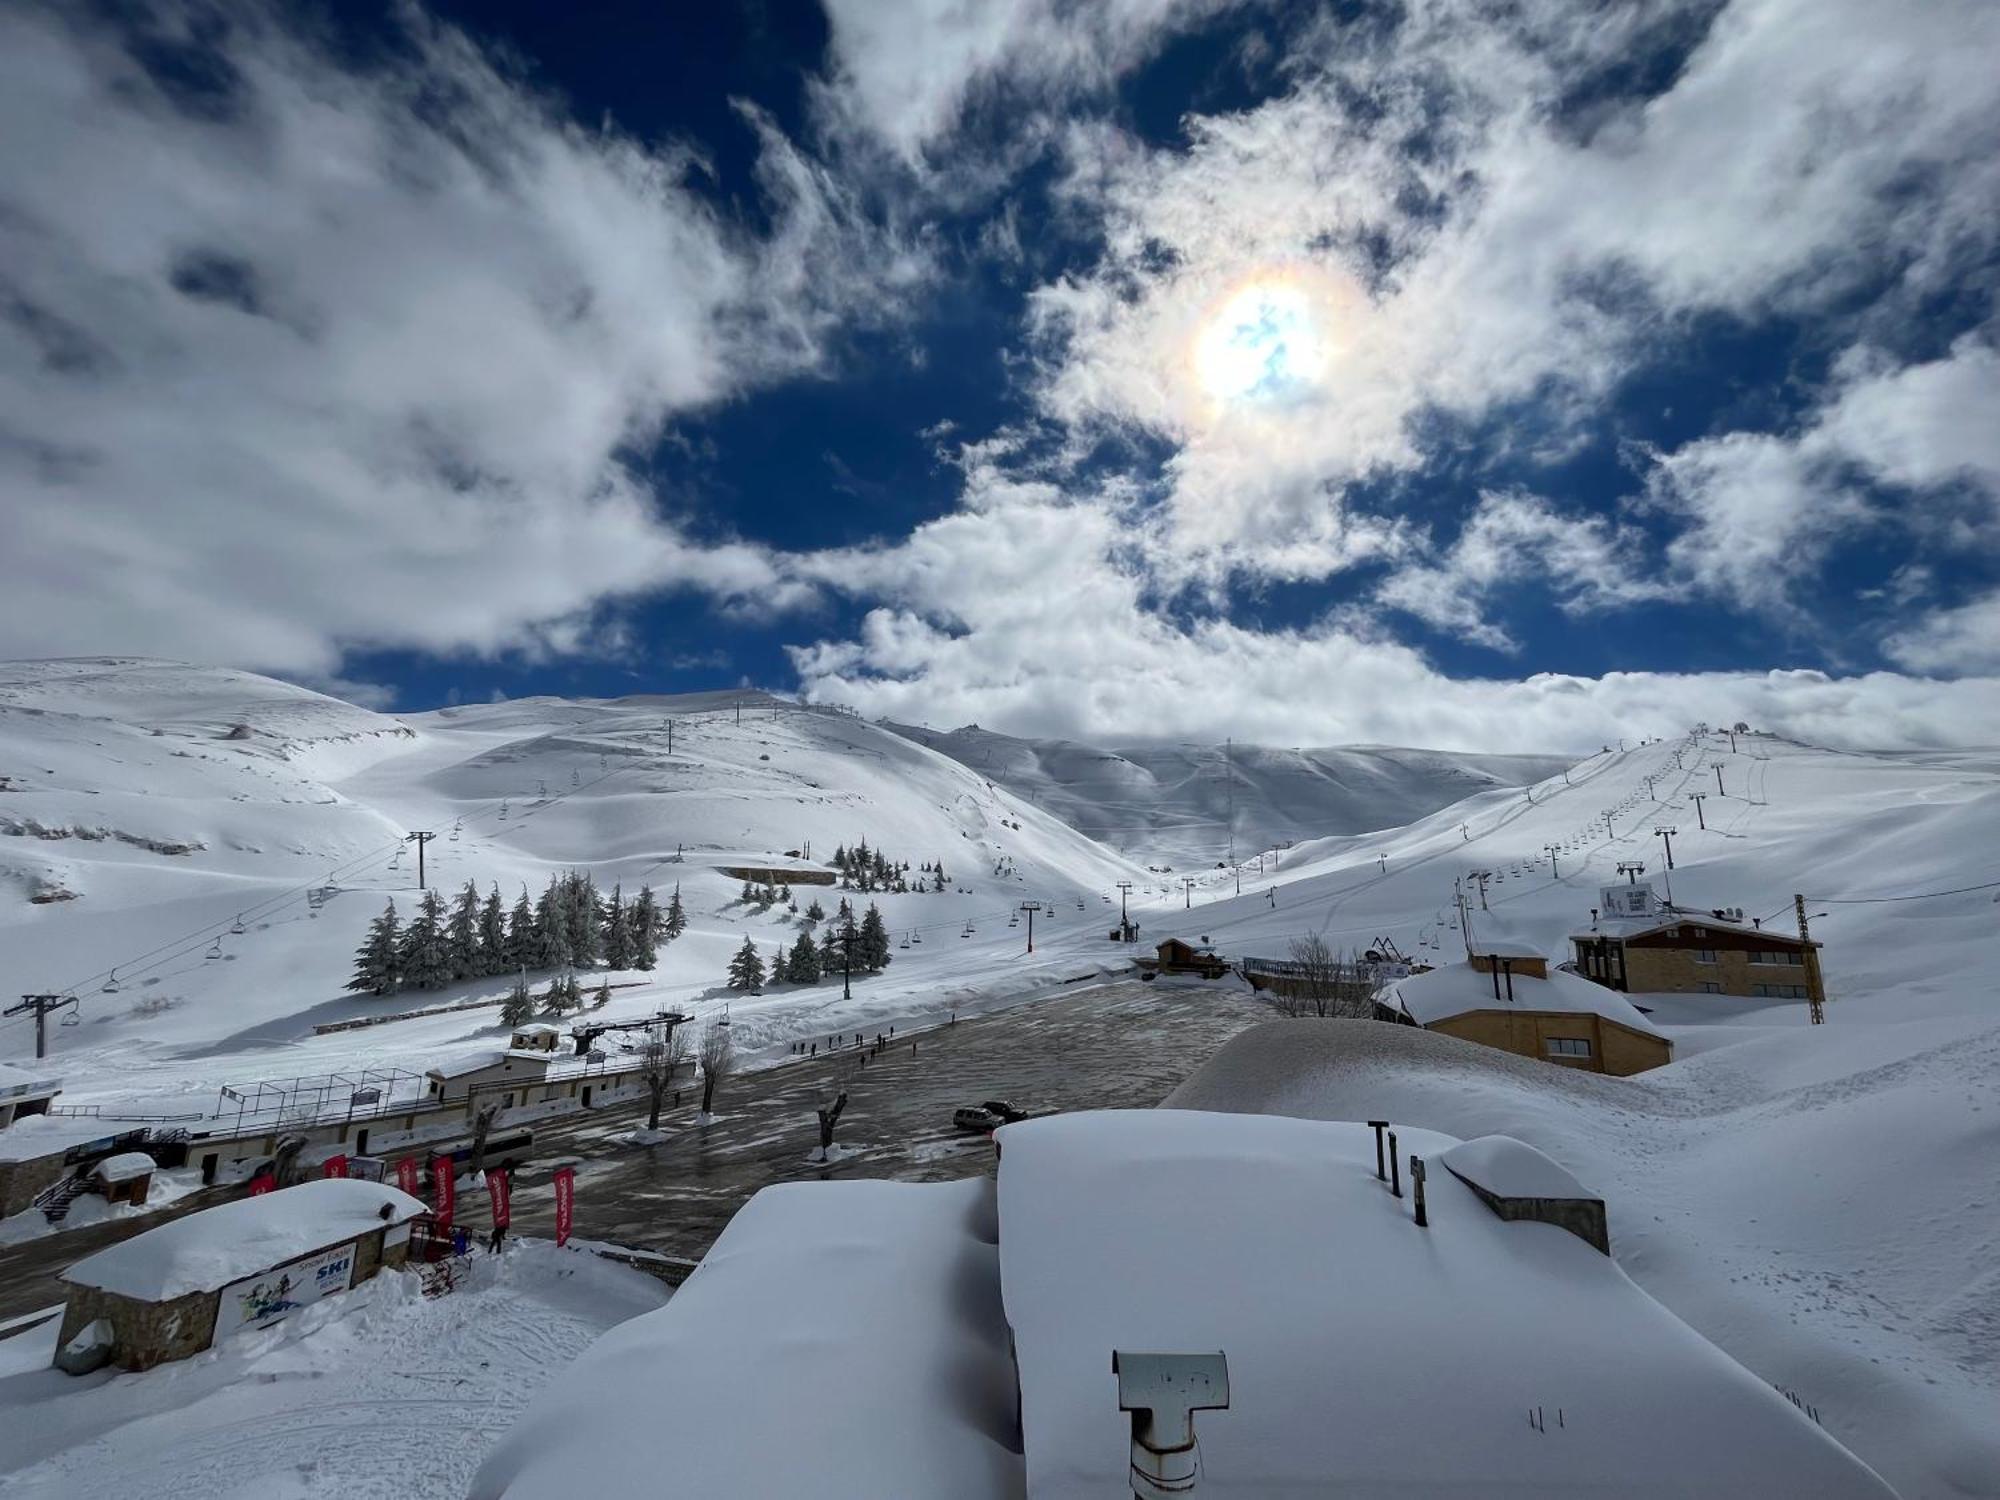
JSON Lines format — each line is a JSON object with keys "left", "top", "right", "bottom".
{"left": 716, "top": 865, "right": 837, "bottom": 886}
{"left": 0, "top": 1153, "right": 71, "bottom": 1217}
{"left": 57, "top": 1283, "right": 220, "bottom": 1373}
{"left": 1443, "top": 1169, "right": 1610, "bottom": 1256}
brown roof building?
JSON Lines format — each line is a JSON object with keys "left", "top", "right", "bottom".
{"left": 1572, "top": 885, "right": 1823, "bottom": 1007}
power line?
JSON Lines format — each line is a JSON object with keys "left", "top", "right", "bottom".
{"left": 1810, "top": 877, "right": 2000, "bottom": 906}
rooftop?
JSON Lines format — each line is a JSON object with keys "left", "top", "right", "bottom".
{"left": 90, "top": 1151, "right": 156, "bottom": 1183}
{"left": 1385, "top": 960, "right": 1667, "bottom": 1037}
{"left": 0, "top": 1060, "right": 61, "bottom": 1103}
{"left": 62, "top": 1178, "right": 425, "bottom": 1299}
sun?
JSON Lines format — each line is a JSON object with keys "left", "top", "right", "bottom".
{"left": 1193, "top": 277, "right": 1331, "bottom": 404}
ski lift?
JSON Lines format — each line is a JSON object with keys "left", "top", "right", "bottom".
{"left": 499, "top": 800, "right": 510, "bottom": 820}
{"left": 900, "top": 935, "right": 911, "bottom": 950}
{"left": 717, "top": 1003, "right": 731, "bottom": 1029}
{"left": 62, "top": 1008, "right": 80, "bottom": 1027}
{"left": 206, "top": 938, "right": 223, "bottom": 959}
{"left": 231, "top": 913, "right": 246, "bottom": 935}
{"left": 911, "top": 931, "right": 923, "bottom": 944}
{"left": 101, "top": 970, "right": 121, "bottom": 995}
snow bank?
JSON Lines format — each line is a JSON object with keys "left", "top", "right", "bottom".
{"left": 61, "top": 1179, "right": 424, "bottom": 1299}
{"left": 471, "top": 1178, "right": 1023, "bottom": 1500}
{"left": 1439, "top": 1134, "right": 1596, "bottom": 1201}
{"left": 994, "top": 1108, "right": 1893, "bottom": 1498}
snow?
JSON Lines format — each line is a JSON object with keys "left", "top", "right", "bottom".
{"left": 61, "top": 1180, "right": 425, "bottom": 1300}
{"left": 0, "top": 1062, "right": 60, "bottom": 1100}
{"left": 471, "top": 1178, "right": 1022, "bottom": 1500}
{"left": 1165, "top": 1019, "right": 2000, "bottom": 1498}
{"left": 1439, "top": 1134, "right": 1596, "bottom": 1201}
{"left": 1385, "top": 960, "right": 1668, "bottom": 1037}
{"left": 0, "top": 1239, "right": 668, "bottom": 1500}
{"left": 88, "top": 1153, "right": 153, "bottom": 1184}
{"left": 994, "top": 1108, "right": 1893, "bottom": 1498}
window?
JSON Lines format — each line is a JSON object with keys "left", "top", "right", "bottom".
{"left": 1546, "top": 1037, "right": 1593, "bottom": 1058}
{"left": 1696, "top": 949, "right": 1718, "bottom": 963}
{"left": 1752, "top": 983, "right": 1809, "bottom": 999}
{"left": 1699, "top": 982, "right": 1722, "bottom": 994}
{"left": 1749, "top": 951, "right": 1799, "bottom": 966}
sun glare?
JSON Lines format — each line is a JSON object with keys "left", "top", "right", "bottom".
{"left": 1193, "top": 277, "right": 1331, "bottom": 404}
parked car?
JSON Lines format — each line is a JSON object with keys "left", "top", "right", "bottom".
{"left": 981, "top": 1100, "right": 1031, "bottom": 1123}
{"left": 953, "top": 1106, "right": 1004, "bottom": 1133}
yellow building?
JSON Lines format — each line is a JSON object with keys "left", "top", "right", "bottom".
{"left": 1571, "top": 903, "right": 1822, "bottom": 1006}
{"left": 1377, "top": 947, "right": 1673, "bottom": 1076}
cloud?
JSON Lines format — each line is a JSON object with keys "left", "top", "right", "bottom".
{"left": 786, "top": 487, "right": 2000, "bottom": 752}
{"left": 0, "top": 3, "right": 901, "bottom": 676}
{"left": 1884, "top": 591, "right": 2000, "bottom": 676}
{"left": 1374, "top": 490, "right": 1671, "bottom": 650}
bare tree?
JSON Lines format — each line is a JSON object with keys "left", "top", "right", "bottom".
{"left": 697, "top": 1019, "right": 736, "bottom": 1117}
{"left": 1268, "top": 934, "right": 1377, "bottom": 1019}
{"left": 813, "top": 1090, "right": 849, "bottom": 1162}
{"left": 641, "top": 1020, "right": 691, "bottom": 1131}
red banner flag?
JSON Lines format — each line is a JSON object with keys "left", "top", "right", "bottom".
{"left": 552, "top": 1166, "right": 575, "bottom": 1248}
{"left": 485, "top": 1167, "right": 511, "bottom": 1231}
{"left": 248, "top": 1171, "right": 275, "bottom": 1197}
{"left": 432, "top": 1156, "right": 455, "bottom": 1228}
{"left": 394, "top": 1156, "right": 419, "bottom": 1195}
{"left": 322, "top": 1154, "right": 348, "bottom": 1179}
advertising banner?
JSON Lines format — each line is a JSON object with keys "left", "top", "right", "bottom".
{"left": 432, "top": 1156, "right": 455, "bottom": 1227}
{"left": 394, "top": 1156, "right": 419, "bottom": 1195}
{"left": 553, "top": 1166, "right": 574, "bottom": 1248}
{"left": 485, "top": 1167, "right": 511, "bottom": 1231}
{"left": 216, "top": 1240, "right": 356, "bottom": 1340}
{"left": 322, "top": 1154, "right": 348, "bottom": 1179}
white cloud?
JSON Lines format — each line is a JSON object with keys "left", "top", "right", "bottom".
{"left": 0, "top": 4, "right": 901, "bottom": 676}
{"left": 1375, "top": 490, "right": 1670, "bottom": 650}
{"left": 1885, "top": 591, "right": 2000, "bottom": 676}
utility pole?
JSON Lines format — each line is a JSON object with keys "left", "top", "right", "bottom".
{"left": 1690, "top": 793, "right": 1707, "bottom": 830}
{"left": 405, "top": 830, "right": 435, "bottom": 890}
{"left": 8, "top": 993, "right": 76, "bottom": 1060}
{"left": 1224, "top": 738, "right": 1235, "bottom": 872}
{"left": 1020, "top": 900, "right": 1042, "bottom": 954}
{"left": 1544, "top": 843, "right": 1561, "bottom": 879}
{"left": 1470, "top": 870, "right": 1491, "bottom": 910}
{"left": 1377, "top": 852, "right": 1388, "bottom": 876}
{"left": 1655, "top": 828, "right": 1677, "bottom": 870}
{"left": 1116, "top": 881, "right": 1134, "bottom": 940}
{"left": 1796, "top": 895, "right": 1825, "bottom": 1025}
{"left": 838, "top": 923, "right": 855, "bottom": 1001}
{"left": 666, "top": 719, "right": 673, "bottom": 755}
{"left": 1714, "top": 764, "right": 1725, "bottom": 796}
{"left": 1181, "top": 878, "right": 1195, "bottom": 908}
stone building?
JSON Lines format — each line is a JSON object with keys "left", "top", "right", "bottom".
{"left": 55, "top": 1178, "right": 425, "bottom": 1373}
{"left": 1571, "top": 883, "right": 1823, "bottom": 1006}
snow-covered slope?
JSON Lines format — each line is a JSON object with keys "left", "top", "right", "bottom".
{"left": 884, "top": 722, "right": 1572, "bottom": 866}
{"left": 0, "top": 660, "right": 1146, "bottom": 1102}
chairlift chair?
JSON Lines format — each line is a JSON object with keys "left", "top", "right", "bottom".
{"left": 206, "top": 938, "right": 223, "bottom": 959}
{"left": 101, "top": 970, "right": 120, "bottom": 994}
{"left": 231, "top": 914, "right": 246, "bottom": 935}
{"left": 62, "top": 1008, "right": 80, "bottom": 1026}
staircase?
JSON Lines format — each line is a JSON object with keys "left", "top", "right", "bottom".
{"left": 34, "top": 1173, "right": 90, "bottom": 1225}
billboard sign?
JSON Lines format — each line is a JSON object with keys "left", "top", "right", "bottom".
{"left": 216, "top": 1241, "right": 356, "bottom": 1340}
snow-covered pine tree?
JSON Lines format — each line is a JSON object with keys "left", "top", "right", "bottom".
{"left": 859, "top": 903, "right": 892, "bottom": 971}
{"left": 447, "top": 880, "right": 481, "bottom": 980}
{"left": 805, "top": 898, "right": 825, "bottom": 923}
{"left": 628, "top": 886, "right": 659, "bottom": 970}
{"left": 346, "top": 900, "right": 402, "bottom": 995}
{"left": 592, "top": 976, "right": 613, "bottom": 1008}
{"left": 787, "top": 930, "right": 821, "bottom": 984}
{"left": 566, "top": 871, "right": 599, "bottom": 966}
{"left": 399, "top": 888, "right": 453, "bottom": 990}
{"left": 726, "top": 938, "right": 765, "bottom": 991}
{"left": 539, "top": 975, "right": 565, "bottom": 1014}
{"left": 478, "top": 885, "right": 509, "bottom": 976}
{"left": 534, "top": 879, "right": 572, "bottom": 970}
{"left": 565, "top": 972, "right": 584, "bottom": 1011}
{"left": 818, "top": 921, "right": 840, "bottom": 970}
{"left": 500, "top": 974, "right": 534, "bottom": 1027}
{"left": 740, "top": 878, "right": 756, "bottom": 903}
{"left": 932, "top": 865, "right": 947, "bottom": 892}
{"left": 505, "top": 886, "right": 536, "bottom": 972}
{"left": 601, "top": 885, "right": 632, "bottom": 969}
{"left": 663, "top": 884, "right": 687, "bottom": 941}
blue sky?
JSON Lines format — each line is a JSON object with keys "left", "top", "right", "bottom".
{"left": 2, "top": 0, "right": 1997, "bottom": 750}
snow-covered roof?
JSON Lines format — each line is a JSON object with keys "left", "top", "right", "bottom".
{"left": 994, "top": 1109, "right": 1893, "bottom": 1498}
{"left": 1572, "top": 912, "right": 1819, "bottom": 948}
{"left": 1467, "top": 936, "right": 1545, "bottom": 959}
{"left": 1440, "top": 1134, "right": 1595, "bottom": 1201}
{"left": 61, "top": 1179, "right": 425, "bottom": 1299}
{"left": 428, "top": 1052, "right": 506, "bottom": 1079}
{"left": 471, "top": 1178, "right": 1022, "bottom": 1500}
{"left": 0, "top": 1060, "right": 61, "bottom": 1103}
{"left": 512, "top": 1023, "right": 562, "bottom": 1037}
{"left": 90, "top": 1151, "right": 156, "bottom": 1183}
{"left": 1386, "top": 960, "right": 1667, "bottom": 1037}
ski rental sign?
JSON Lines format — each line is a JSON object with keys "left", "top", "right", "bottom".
{"left": 215, "top": 1240, "right": 357, "bottom": 1340}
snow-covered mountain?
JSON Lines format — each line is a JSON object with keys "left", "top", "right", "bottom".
{"left": 883, "top": 721, "right": 1571, "bottom": 866}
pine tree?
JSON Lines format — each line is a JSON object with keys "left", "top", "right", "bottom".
{"left": 592, "top": 976, "right": 613, "bottom": 1008}
{"left": 500, "top": 974, "right": 534, "bottom": 1027}
{"left": 347, "top": 900, "right": 402, "bottom": 995}
{"left": 505, "top": 886, "right": 536, "bottom": 972}
{"left": 447, "top": 880, "right": 481, "bottom": 980}
{"left": 566, "top": 870, "right": 599, "bottom": 966}
{"left": 539, "top": 976, "right": 566, "bottom": 1014}
{"left": 628, "top": 886, "right": 659, "bottom": 970}
{"left": 819, "top": 921, "right": 840, "bottom": 970}
{"left": 726, "top": 937, "right": 765, "bottom": 991}
{"left": 478, "top": 885, "right": 508, "bottom": 976}
{"left": 399, "top": 888, "right": 452, "bottom": 990}
{"left": 786, "top": 930, "right": 821, "bottom": 985}
{"left": 663, "top": 884, "right": 687, "bottom": 940}
{"left": 805, "top": 898, "right": 825, "bottom": 923}
{"left": 602, "top": 885, "right": 632, "bottom": 970}
{"left": 534, "top": 879, "right": 571, "bottom": 970}
{"left": 932, "top": 865, "right": 947, "bottom": 892}
{"left": 859, "top": 903, "right": 892, "bottom": 971}
{"left": 565, "top": 972, "right": 584, "bottom": 1012}
{"left": 740, "top": 878, "right": 756, "bottom": 903}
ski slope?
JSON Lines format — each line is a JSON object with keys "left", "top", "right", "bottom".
{"left": 885, "top": 720, "right": 1570, "bottom": 866}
